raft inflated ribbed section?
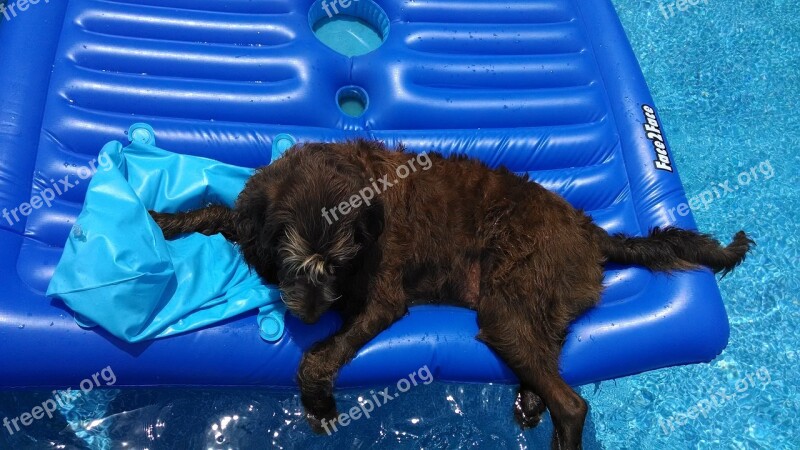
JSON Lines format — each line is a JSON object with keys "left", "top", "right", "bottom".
{"left": 0, "top": 0, "right": 729, "bottom": 389}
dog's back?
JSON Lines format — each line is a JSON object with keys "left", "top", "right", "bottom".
{"left": 312, "top": 140, "right": 750, "bottom": 309}
{"left": 296, "top": 141, "right": 604, "bottom": 313}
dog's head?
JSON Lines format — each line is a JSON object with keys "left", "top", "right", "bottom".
{"left": 235, "top": 142, "right": 385, "bottom": 324}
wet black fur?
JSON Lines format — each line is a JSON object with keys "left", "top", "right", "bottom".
{"left": 150, "top": 140, "right": 753, "bottom": 449}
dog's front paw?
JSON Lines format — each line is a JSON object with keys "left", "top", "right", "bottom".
{"left": 148, "top": 211, "right": 180, "bottom": 238}
{"left": 306, "top": 406, "right": 339, "bottom": 435}
{"left": 148, "top": 210, "right": 169, "bottom": 228}
{"left": 148, "top": 210, "right": 166, "bottom": 221}
{"left": 514, "top": 389, "right": 547, "bottom": 429}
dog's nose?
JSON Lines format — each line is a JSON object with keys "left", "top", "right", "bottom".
{"left": 300, "top": 315, "right": 317, "bottom": 325}
{"left": 299, "top": 309, "right": 322, "bottom": 324}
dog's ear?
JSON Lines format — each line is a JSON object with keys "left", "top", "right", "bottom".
{"left": 354, "top": 200, "right": 384, "bottom": 247}
{"left": 234, "top": 185, "right": 284, "bottom": 283}
{"left": 235, "top": 169, "right": 287, "bottom": 248}
{"left": 235, "top": 191, "right": 268, "bottom": 247}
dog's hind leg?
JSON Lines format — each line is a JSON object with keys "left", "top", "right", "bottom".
{"left": 149, "top": 205, "right": 237, "bottom": 241}
{"left": 476, "top": 292, "right": 587, "bottom": 450}
{"left": 515, "top": 387, "right": 547, "bottom": 429}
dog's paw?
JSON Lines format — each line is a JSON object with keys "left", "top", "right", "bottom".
{"left": 306, "top": 407, "right": 339, "bottom": 435}
{"left": 148, "top": 210, "right": 167, "bottom": 223}
{"left": 148, "top": 210, "right": 166, "bottom": 227}
{"left": 514, "top": 389, "right": 547, "bottom": 430}
{"left": 148, "top": 211, "right": 178, "bottom": 238}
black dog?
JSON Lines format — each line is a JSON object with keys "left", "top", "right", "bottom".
{"left": 151, "top": 140, "right": 752, "bottom": 449}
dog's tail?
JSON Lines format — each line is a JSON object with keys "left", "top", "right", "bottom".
{"left": 594, "top": 226, "right": 753, "bottom": 276}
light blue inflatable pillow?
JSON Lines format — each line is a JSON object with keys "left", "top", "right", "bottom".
{"left": 47, "top": 127, "right": 286, "bottom": 343}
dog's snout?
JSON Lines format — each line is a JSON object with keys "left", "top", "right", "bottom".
{"left": 279, "top": 281, "right": 333, "bottom": 325}
{"left": 299, "top": 311, "right": 321, "bottom": 324}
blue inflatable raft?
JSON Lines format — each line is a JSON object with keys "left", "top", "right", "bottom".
{"left": 0, "top": 0, "right": 729, "bottom": 389}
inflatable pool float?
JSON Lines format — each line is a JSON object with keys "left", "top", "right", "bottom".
{"left": 0, "top": 0, "right": 729, "bottom": 389}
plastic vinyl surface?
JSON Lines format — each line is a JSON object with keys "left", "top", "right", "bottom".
{"left": 45, "top": 138, "right": 287, "bottom": 344}
{"left": 0, "top": 0, "right": 729, "bottom": 389}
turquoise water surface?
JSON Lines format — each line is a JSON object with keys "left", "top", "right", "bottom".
{"left": 1, "top": 0, "right": 797, "bottom": 448}
{"left": 585, "top": 0, "right": 799, "bottom": 447}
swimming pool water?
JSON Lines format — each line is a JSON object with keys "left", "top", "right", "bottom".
{"left": 1, "top": 0, "right": 797, "bottom": 448}
{"left": 590, "top": 1, "right": 799, "bottom": 448}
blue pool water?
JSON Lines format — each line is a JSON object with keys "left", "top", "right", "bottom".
{"left": 1, "top": 0, "right": 797, "bottom": 448}
{"left": 313, "top": 16, "right": 384, "bottom": 57}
